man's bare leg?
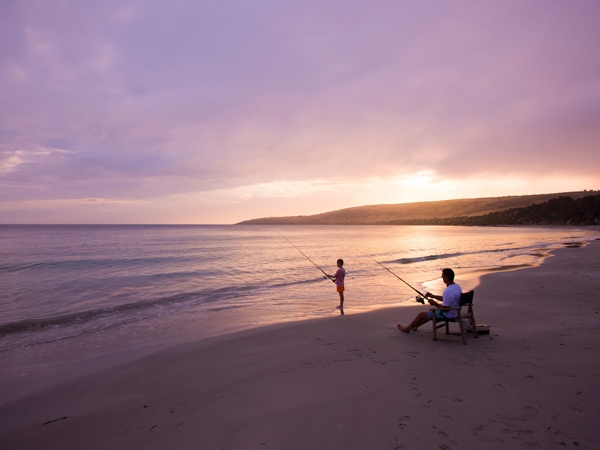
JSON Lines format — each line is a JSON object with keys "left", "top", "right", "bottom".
{"left": 397, "top": 312, "right": 430, "bottom": 332}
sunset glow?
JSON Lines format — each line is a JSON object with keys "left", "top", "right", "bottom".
{"left": 1, "top": 1, "right": 599, "bottom": 224}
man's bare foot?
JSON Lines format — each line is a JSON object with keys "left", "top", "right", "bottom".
{"left": 397, "top": 324, "right": 410, "bottom": 333}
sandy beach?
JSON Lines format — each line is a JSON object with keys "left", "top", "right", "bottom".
{"left": 1, "top": 239, "right": 599, "bottom": 449}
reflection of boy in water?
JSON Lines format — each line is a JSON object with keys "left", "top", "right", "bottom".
{"left": 326, "top": 259, "right": 345, "bottom": 314}
{"left": 397, "top": 268, "right": 461, "bottom": 332}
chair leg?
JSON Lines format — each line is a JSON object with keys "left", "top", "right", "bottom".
{"left": 458, "top": 318, "right": 467, "bottom": 345}
{"left": 432, "top": 316, "right": 438, "bottom": 340}
{"left": 471, "top": 316, "right": 478, "bottom": 338}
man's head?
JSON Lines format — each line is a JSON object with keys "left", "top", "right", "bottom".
{"left": 441, "top": 268, "right": 455, "bottom": 283}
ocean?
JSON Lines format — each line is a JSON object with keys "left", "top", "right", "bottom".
{"left": 1, "top": 224, "right": 599, "bottom": 388}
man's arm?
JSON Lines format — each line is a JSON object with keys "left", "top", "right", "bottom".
{"left": 425, "top": 293, "right": 451, "bottom": 311}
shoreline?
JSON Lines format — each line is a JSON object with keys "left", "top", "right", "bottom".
{"left": 0, "top": 239, "right": 572, "bottom": 404}
{"left": 1, "top": 239, "right": 599, "bottom": 449}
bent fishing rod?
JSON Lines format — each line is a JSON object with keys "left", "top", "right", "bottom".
{"left": 280, "top": 234, "right": 335, "bottom": 283}
{"left": 363, "top": 253, "right": 427, "bottom": 299}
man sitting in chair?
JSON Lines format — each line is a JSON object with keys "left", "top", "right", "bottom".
{"left": 397, "top": 268, "right": 462, "bottom": 333}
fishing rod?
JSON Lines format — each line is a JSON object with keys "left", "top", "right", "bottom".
{"left": 363, "top": 253, "right": 427, "bottom": 301}
{"left": 280, "top": 234, "right": 335, "bottom": 283}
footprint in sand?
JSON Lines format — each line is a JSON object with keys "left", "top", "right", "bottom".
{"left": 500, "top": 428, "right": 535, "bottom": 439}
{"left": 524, "top": 405, "right": 539, "bottom": 416}
{"left": 398, "top": 415, "right": 411, "bottom": 430}
{"left": 493, "top": 383, "right": 506, "bottom": 392}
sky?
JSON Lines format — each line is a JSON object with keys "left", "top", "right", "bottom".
{"left": 1, "top": 0, "right": 599, "bottom": 224}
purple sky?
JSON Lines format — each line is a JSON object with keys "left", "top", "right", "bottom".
{"left": 1, "top": 0, "right": 599, "bottom": 224}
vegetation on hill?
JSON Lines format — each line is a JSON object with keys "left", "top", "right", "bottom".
{"left": 384, "top": 195, "right": 600, "bottom": 226}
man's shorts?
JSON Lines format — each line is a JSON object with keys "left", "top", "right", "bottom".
{"left": 428, "top": 309, "right": 447, "bottom": 320}
{"left": 336, "top": 286, "right": 345, "bottom": 293}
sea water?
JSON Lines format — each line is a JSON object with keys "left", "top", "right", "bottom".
{"left": 1, "top": 224, "right": 598, "bottom": 386}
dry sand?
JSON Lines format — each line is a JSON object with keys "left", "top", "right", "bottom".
{"left": 1, "top": 239, "right": 599, "bottom": 449}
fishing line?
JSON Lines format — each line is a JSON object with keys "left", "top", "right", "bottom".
{"left": 363, "top": 253, "right": 426, "bottom": 298}
{"left": 280, "top": 234, "right": 335, "bottom": 283}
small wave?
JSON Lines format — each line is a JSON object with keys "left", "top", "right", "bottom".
{"left": 0, "top": 255, "right": 191, "bottom": 274}
{"left": 207, "top": 304, "right": 248, "bottom": 313}
{"left": 0, "top": 261, "right": 49, "bottom": 273}
{"left": 0, "top": 281, "right": 281, "bottom": 352}
{"left": 563, "top": 241, "right": 585, "bottom": 248}
{"left": 391, "top": 252, "right": 464, "bottom": 264}
{"left": 0, "top": 301, "right": 160, "bottom": 340}
{"left": 0, "top": 315, "right": 143, "bottom": 352}
{"left": 270, "top": 277, "right": 331, "bottom": 289}
{"left": 390, "top": 245, "right": 531, "bottom": 265}
{"left": 0, "top": 282, "right": 264, "bottom": 338}
{"left": 479, "top": 263, "right": 534, "bottom": 273}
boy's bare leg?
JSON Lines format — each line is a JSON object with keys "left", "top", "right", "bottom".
{"left": 337, "top": 292, "right": 344, "bottom": 315}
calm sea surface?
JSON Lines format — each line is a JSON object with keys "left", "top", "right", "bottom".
{"left": 1, "top": 224, "right": 599, "bottom": 384}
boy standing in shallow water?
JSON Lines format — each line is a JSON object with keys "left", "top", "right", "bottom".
{"left": 327, "top": 259, "right": 346, "bottom": 315}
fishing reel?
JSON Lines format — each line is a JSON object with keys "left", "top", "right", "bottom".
{"left": 416, "top": 295, "right": 425, "bottom": 304}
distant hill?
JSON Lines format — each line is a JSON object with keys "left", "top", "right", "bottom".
{"left": 237, "top": 191, "right": 600, "bottom": 226}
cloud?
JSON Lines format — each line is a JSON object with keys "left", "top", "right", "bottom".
{"left": 1, "top": 0, "right": 599, "bottom": 222}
